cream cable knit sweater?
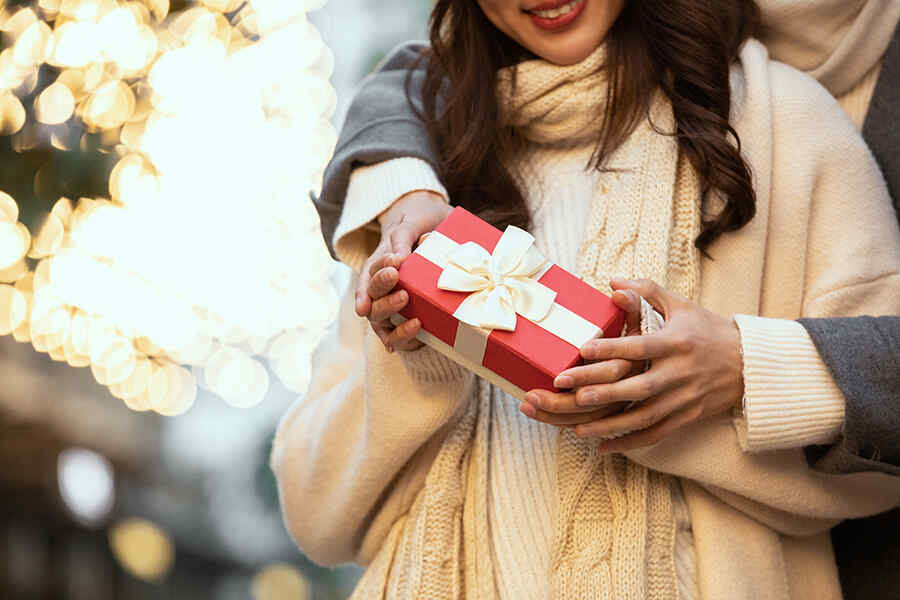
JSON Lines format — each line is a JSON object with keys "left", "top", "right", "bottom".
{"left": 273, "top": 40, "right": 900, "bottom": 600}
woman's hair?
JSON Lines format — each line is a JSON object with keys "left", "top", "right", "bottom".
{"left": 411, "top": 0, "right": 761, "bottom": 253}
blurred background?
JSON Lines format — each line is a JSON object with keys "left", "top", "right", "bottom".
{"left": 0, "top": 0, "right": 431, "bottom": 598}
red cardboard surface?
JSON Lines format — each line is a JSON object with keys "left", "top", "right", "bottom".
{"left": 397, "top": 207, "right": 624, "bottom": 393}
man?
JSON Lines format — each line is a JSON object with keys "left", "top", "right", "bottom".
{"left": 314, "top": 3, "right": 900, "bottom": 598}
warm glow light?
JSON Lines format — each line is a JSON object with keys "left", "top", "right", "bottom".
{"left": 35, "top": 81, "right": 76, "bottom": 124}
{"left": 252, "top": 563, "right": 311, "bottom": 600}
{"left": 0, "top": 0, "right": 338, "bottom": 413}
{"left": 108, "top": 518, "right": 175, "bottom": 582}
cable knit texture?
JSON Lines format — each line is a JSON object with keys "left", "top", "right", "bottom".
{"left": 272, "top": 40, "right": 900, "bottom": 600}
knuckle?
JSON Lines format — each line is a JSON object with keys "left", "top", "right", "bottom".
{"left": 612, "top": 360, "right": 632, "bottom": 379}
{"left": 637, "top": 379, "right": 656, "bottom": 399}
{"left": 669, "top": 332, "right": 694, "bottom": 354}
{"left": 575, "top": 387, "right": 593, "bottom": 405}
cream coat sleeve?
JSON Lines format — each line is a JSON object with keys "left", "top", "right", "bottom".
{"left": 270, "top": 276, "right": 474, "bottom": 566}
{"left": 627, "top": 59, "right": 900, "bottom": 535}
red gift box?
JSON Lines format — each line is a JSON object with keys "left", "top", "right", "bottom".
{"left": 391, "top": 207, "right": 625, "bottom": 399}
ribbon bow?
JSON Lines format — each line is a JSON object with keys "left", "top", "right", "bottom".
{"left": 437, "top": 226, "right": 557, "bottom": 331}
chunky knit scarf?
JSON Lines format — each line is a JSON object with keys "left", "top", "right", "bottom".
{"left": 352, "top": 46, "right": 703, "bottom": 600}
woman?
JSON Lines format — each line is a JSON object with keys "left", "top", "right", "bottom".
{"left": 272, "top": 1, "right": 900, "bottom": 598}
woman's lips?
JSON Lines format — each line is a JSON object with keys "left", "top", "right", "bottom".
{"left": 526, "top": 0, "right": 587, "bottom": 32}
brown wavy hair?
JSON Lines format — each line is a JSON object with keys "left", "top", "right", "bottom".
{"left": 412, "top": 0, "right": 761, "bottom": 253}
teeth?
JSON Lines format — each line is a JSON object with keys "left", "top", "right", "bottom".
{"left": 532, "top": 0, "right": 578, "bottom": 19}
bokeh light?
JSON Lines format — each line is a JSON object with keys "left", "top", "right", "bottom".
{"left": 57, "top": 447, "right": 115, "bottom": 526}
{"left": 0, "top": 0, "right": 338, "bottom": 414}
{"left": 252, "top": 563, "right": 311, "bottom": 600}
{"left": 108, "top": 518, "right": 175, "bottom": 582}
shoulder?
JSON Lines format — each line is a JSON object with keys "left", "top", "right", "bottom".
{"left": 731, "top": 39, "right": 869, "bottom": 168}
{"left": 373, "top": 41, "right": 430, "bottom": 74}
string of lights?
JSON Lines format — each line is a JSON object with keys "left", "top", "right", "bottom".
{"left": 0, "top": 0, "right": 338, "bottom": 415}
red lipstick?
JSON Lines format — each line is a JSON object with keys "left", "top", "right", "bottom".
{"left": 526, "top": 0, "right": 587, "bottom": 32}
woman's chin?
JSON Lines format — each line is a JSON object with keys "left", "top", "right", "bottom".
{"left": 524, "top": 31, "right": 607, "bottom": 65}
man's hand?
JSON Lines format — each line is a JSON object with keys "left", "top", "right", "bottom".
{"left": 521, "top": 278, "right": 745, "bottom": 453}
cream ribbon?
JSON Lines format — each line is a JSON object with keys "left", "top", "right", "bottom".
{"left": 437, "top": 226, "right": 557, "bottom": 331}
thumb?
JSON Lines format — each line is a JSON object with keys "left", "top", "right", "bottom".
{"left": 610, "top": 289, "right": 641, "bottom": 335}
{"left": 610, "top": 278, "right": 674, "bottom": 320}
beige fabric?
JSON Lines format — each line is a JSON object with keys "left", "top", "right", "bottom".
{"left": 497, "top": 45, "right": 607, "bottom": 145}
{"left": 757, "top": 0, "right": 900, "bottom": 96}
{"left": 343, "top": 46, "right": 699, "bottom": 600}
{"left": 734, "top": 315, "right": 846, "bottom": 451}
{"left": 272, "top": 40, "right": 900, "bottom": 600}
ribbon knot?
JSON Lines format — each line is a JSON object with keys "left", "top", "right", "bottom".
{"left": 437, "top": 226, "right": 557, "bottom": 331}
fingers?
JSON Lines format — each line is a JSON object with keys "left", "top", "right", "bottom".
{"left": 610, "top": 278, "right": 686, "bottom": 320}
{"left": 581, "top": 334, "right": 668, "bottom": 363}
{"left": 357, "top": 244, "right": 395, "bottom": 316}
{"left": 384, "top": 317, "right": 423, "bottom": 352}
{"left": 367, "top": 265, "right": 400, "bottom": 301}
{"left": 523, "top": 390, "right": 599, "bottom": 415}
{"left": 370, "top": 290, "right": 409, "bottom": 323}
{"left": 571, "top": 367, "right": 677, "bottom": 407}
{"left": 572, "top": 391, "right": 686, "bottom": 439}
{"left": 611, "top": 289, "right": 642, "bottom": 335}
{"left": 519, "top": 401, "right": 625, "bottom": 426}
{"left": 555, "top": 359, "right": 636, "bottom": 389}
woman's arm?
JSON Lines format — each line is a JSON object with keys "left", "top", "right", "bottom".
{"left": 317, "top": 42, "right": 436, "bottom": 256}
{"left": 273, "top": 153, "right": 474, "bottom": 566}
{"left": 271, "top": 277, "right": 474, "bottom": 566}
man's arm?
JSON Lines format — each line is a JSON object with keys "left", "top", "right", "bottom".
{"left": 316, "top": 42, "right": 436, "bottom": 256}
{"left": 800, "top": 27, "right": 900, "bottom": 476}
{"left": 799, "top": 317, "right": 900, "bottom": 476}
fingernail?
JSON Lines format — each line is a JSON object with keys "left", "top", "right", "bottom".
{"left": 519, "top": 402, "right": 536, "bottom": 418}
{"left": 355, "top": 292, "right": 362, "bottom": 309}
{"left": 554, "top": 375, "right": 574, "bottom": 389}
{"left": 524, "top": 392, "right": 541, "bottom": 406}
{"left": 580, "top": 392, "right": 597, "bottom": 406}
{"left": 394, "top": 291, "right": 408, "bottom": 307}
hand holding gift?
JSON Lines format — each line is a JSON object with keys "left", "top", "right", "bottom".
{"left": 356, "top": 190, "right": 452, "bottom": 352}
{"left": 523, "top": 278, "right": 746, "bottom": 452}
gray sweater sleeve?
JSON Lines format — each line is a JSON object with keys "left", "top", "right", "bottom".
{"left": 316, "top": 41, "right": 437, "bottom": 256}
{"left": 800, "top": 27, "right": 900, "bottom": 477}
{"left": 799, "top": 317, "right": 900, "bottom": 476}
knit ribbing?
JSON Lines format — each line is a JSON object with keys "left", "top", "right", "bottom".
{"left": 734, "top": 315, "right": 845, "bottom": 452}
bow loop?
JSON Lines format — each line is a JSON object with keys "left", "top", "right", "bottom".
{"left": 436, "top": 225, "right": 557, "bottom": 331}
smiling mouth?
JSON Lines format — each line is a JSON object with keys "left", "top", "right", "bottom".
{"left": 524, "top": 0, "right": 581, "bottom": 19}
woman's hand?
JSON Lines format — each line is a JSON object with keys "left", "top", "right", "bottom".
{"left": 519, "top": 286, "right": 646, "bottom": 426}
{"left": 356, "top": 190, "right": 452, "bottom": 352}
{"left": 539, "top": 278, "right": 745, "bottom": 452}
